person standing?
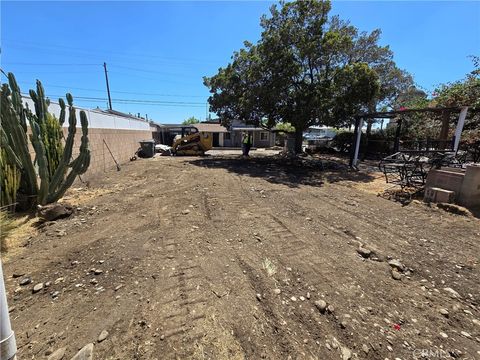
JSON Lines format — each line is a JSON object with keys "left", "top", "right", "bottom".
{"left": 242, "top": 131, "right": 253, "bottom": 157}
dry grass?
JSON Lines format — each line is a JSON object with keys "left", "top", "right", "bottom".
{"left": 61, "top": 186, "right": 114, "bottom": 207}
{"left": 262, "top": 258, "right": 277, "bottom": 276}
{"left": 192, "top": 312, "right": 245, "bottom": 360}
{"left": 1, "top": 212, "right": 37, "bottom": 259}
{"left": 0, "top": 211, "right": 16, "bottom": 252}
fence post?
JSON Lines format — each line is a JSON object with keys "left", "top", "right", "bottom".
{"left": 393, "top": 118, "right": 403, "bottom": 153}
{"left": 0, "top": 259, "right": 17, "bottom": 360}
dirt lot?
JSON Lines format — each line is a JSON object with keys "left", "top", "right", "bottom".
{"left": 3, "top": 152, "right": 480, "bottom": 360}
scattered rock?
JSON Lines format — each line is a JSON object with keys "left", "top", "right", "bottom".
{"left": 436, "top": 203, "right": 472, "bottom": 217}
{"left": 443, "top": 287, "right": 461, "bottom": 299}
{"left": 256, "top": 293, "right": 262, "bottom": 301}
{"left": 391, "top": 269, "right": 402, "bottom": 280}
{"left": 341, "top": 346, "right": 352, "bottom": 360}
{"left": 12, "top": 272, "right": 25, "bottom": 278}
{"left": 273, "top": 288, "right": 281, "bottom": 295}
{"left": 20, "top": 277, "right": 32, "bottom": 286}
{"left": 98, "top": 329, "right": 109, "bottom": 342}
{"left": 291, "top": 296, "right": 297, "bottom": 302}
{"left": 306, "top": 292, "right": 311, "bottom": 299}
{"left": 357, "top": 247, "right": 371, "bottom": 258}
{"left": 56, "top": 229, "right": 67, "bottom": 237}
{"left": 362, "top": 344, "right": 369, "bottom": 354}
{"left": 37, "top": 203, "right": 74, "bottom": 222}
{"left": 388, "top": 259, "right": 406, "bottom": 272}
{"left": 460, "top": 331, "right": 472, "bottom": 339}
{"left": 94, "top": 269, "right": 103, "bottom": 275}
{"left": 51, "top": 291, "right": 60, "bottom": 298}
{"left": 305, "top": 217, "right": 312, "bottom": 221}
{"left": 47, "top": 347, "right": 66, "bottom": 360}
{"left": 32, "top": 283, "right": 44, "bottom": 293}
{"left": 71, "top": 343, "right": 93, "bottom": 360}
{"left": 440, "top": 332, "right": 448, "bottom": 338}
{"left": 181, "top": 209, "right": 190, "bottom": 215}
{"left": 439, "top": 308, "right": 449, "bottom": 317}
{"left": 90, "top": 279, "right": 98, "bottom": 285}
{"left": 315, "top": 300, "right": 327, "bottom": 313}
{"left": 114, "top": 285, "right": 123, "bottom": 291}
{"left": 327, "top": 304, "right": 335, "bottom": 313}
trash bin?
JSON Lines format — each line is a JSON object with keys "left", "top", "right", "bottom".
{"left": 139, "top": 140, "right": 156, "bottom": 158}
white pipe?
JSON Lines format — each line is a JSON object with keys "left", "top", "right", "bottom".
{"left": 353, "top": 118, "right": 364, "bottom": 166}
{"left": 453, "top": 106, "right": 468, "bottom": 153}
{"left": 0, "top": 259, "right": 17, "bottom": 360}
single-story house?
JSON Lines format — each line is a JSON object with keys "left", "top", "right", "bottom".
{"left": 192, "top": 122, "right": 229, "bottom": 147}
{"left": 154, "top": 120, "right": 276, "bottom": 148}
{"left": 188, "top": 120, "right": 276, "bottom": 148}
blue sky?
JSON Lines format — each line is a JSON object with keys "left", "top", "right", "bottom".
{"left": 1, "top": 1, "right": 479, "bottom": 124}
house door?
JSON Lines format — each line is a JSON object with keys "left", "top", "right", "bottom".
{"left": 212, "top": 133, "right": 220, "bottom": 147}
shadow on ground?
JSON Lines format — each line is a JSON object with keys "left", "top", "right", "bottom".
{"left": 188, "top": 155, "right": 376, "bottom": 188}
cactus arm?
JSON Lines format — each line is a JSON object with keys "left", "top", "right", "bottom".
{"left": 58, "top": 98, "right": 66, "bottom": 126}
{"left": 0, "top": 128, "right": 23, "bottom": 169}
{"left": 47, "top": 110, "right": 90, "bottom": 203}
{"left": 29, "top": 121, "right": 50, "bottom": 205}
{"left": 48, "top": 94, "right": 77, "bottom": 194}
{"left": 1, "top": 83, "right": 38, "bottom": 197}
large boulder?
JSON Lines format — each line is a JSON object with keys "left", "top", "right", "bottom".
{"left": 37, "top": 203, "right": 74, "bottom": 222}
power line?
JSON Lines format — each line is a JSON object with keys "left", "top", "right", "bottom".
{"left": 4, "top": 41, "right": 218, "bottom": 66}
{"left": 1, "top": 62, "right": 101, "bottom": 66}
{"left": 14, "top": 81, "right": 207, "bottom": 98}
{"left": 44, "top": 94, "right": 205, "bottom": 105}
{"left": 21, "top": 94, "right": 205, "bottom": 108}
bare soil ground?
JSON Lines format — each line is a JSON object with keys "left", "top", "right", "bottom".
{"left": 3, "top": 152, "right": 480, "bottom": 360}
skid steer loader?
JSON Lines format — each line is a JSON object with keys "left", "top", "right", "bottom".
{"left": 156, "top": 126, "right": 213, "bottom": 156}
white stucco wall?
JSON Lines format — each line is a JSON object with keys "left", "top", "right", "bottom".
{"left": 22, "top": 97, "right": 150, "bottom": 131}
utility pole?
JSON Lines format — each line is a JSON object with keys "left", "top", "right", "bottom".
{"left": 103, "top": 62, "right": 113, "bottom": 110}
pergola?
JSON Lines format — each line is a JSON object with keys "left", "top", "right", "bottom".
{"left": 349, "top": 106, "right": 470, "bottom": 167}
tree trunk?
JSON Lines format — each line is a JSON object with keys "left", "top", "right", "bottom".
{"left": 294, "top": 128, "right": 303, "bottom": 154}
{"left": 439, "top": 110, "right": 450, "bottom": 149}
{"left": 366, "top": 120, "right": 373, "bottom": 137}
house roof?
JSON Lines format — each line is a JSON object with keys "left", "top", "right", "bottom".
{"left": 194, "top": 123, "right": 228, "bottom": 133}
{"left": 231, "top": 126, "right": 268, "bottom": 131}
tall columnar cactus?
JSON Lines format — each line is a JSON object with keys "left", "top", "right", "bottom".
{"left": 0, "top": 148, "right": 21, "bottom": 208}
{"left": 0, "top": 79, "right": 38, "bottom": 202}
{"left": 0, "top": 72, "right": 91, "bottom": 208}
{"left": 29, "top": 81, "right": 64, "bottom": 180}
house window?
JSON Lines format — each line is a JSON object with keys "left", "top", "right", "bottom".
{"left": 224, "top": 132, "right": 231, "bottom": 140}
{"left": 260, "top": 132, "right": 269, "bottom": 141}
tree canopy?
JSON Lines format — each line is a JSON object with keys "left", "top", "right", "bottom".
{"left": 182, "top": 116, "right": 201, "bottom": 125}
{"left": 204, "top": 0, "right": 412, "bottom": 152}
{"left": 391, "top": 57, "right": 479, "bottom": 142}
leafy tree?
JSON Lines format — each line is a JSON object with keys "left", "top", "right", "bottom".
{"left": 391, "top": 58, "right": 480, "bottom": 143}
{"left": 204, "top": 0, "right": 407, "bottom": 153}
{"left": 432, "top": 58, "right": 480, "bottom": 142}
{"left": 275, "top": 122, "right": 295, "bottom": 133}
{"left": 182, "top": 116, "right": 201, "bottom": 125}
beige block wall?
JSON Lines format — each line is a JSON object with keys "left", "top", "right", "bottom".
{"left": 26, "top": 127, "right": 152, "bottom": 181}
{"left": 69, "top": 128, "right": 152, "bottom": 180}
